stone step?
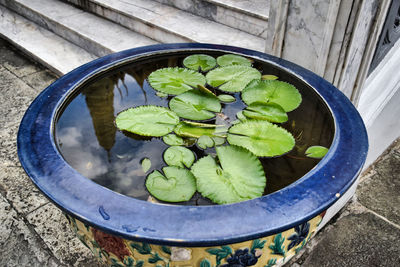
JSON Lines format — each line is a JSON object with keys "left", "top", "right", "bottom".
{"left": 0, "top": 6, "right": 96, "bottom": 76}
{"left": 64, "top": 0, "right": 266, "bottom": 52}
{"left": 153, "top": 0, "right": 269, "bottom": 38}
{"left": 1, "top": 0, "right": 158, "bottom": 57}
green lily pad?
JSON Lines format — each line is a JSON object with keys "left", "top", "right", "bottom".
{"left": 218, "top": 94, "right": 236, "bottom": 103}
{"left": 115, "top": 106, "right": 179, "bottom": 137}
{"left": 174, "top": 121, "right": 228, "bottom": 138}
{"left": 191, "top": 145, "right": 266, "bottom": 204}
{"left": 206, "top": 66, "right": 261, "bottom": 93}
{"left": 217, "top": 54, "right": 252, "bottom": 67}
{"left": 241, "top": 80, "right": 302, "bottom": 112}
{"left": 141, "top": 158, "right": 151, "bottom": 173}
{"left": 156, "top": 91, "right": 168, "bottom": 98}
{"left": 148, "top": 67, "right": 206, "bottom": 95}
{"left": 213, "top": 136, "right": 226, "bottom": 146}
{"left": 243, "top": 102, "right": 288, "bottom": 123}
{"left": 169, "top": 89, "right": 221, "bottom": 120}
{"left": 183, "top": 54, "right": 217, "bottom": 72}
{"left": 162, "top": 134, "right": 184, "bottom": 146}
{"left": 262, "top": 74, "right": 278, "bottom": 80}
{"left": 197, "top": 135, "right": 215, "bottom": 149}
{"left": 227, "top": 121, "right": 295, "bottom": 157}
{"left": 305, "top": 146, "right": 329, "bottom": 159}
{"left": 163, "top": 146, "right": 195, "bottom": 168}
{"left": 145, "top": 166, "right": 196, "bottom": 202}
{"left": 236, "top": 110, "right": 247, "bottom": 121}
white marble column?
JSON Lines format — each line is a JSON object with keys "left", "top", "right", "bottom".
{"left": 265, "top": 0, "right": 390, "bottom": 103}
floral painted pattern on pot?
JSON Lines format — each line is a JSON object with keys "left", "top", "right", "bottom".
{"left": 65, "top": 212, "right": 325, "bottom": 267}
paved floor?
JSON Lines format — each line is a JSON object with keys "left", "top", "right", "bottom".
{"left": 0, "top": 38, "right": 399, "bottom": 266}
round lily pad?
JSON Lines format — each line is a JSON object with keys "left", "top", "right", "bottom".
{"left": 162, "top": 134, "right": 184, "bottom": 146}
{"left": 191, "top": 145, "right": 266, "bottom": 204}
{"left": 115, "top": 106, "right": 179, "bottom": 137}
{"left": 217, "top": 54, "right": 252, "bottom": 67}
{"left": 197, "top": 135, "right": 214, "bottom": 149}
{"left": 241, "top": 79, "right": 302, "bottom": 112}
{"left": 141, "top": 158, "right": 151, "bottom": 173}
{"left": 163, "top": 146, "right": 195, "bottom": 168}
{"left": 148, "top": 67, "right": 206, "bottom": 95}
{"left": 206, "top": 65, "right": 261, "bottom": 93}
{"left": 183, "top": 54, "right": 217, "bottom": 72}
{"left": 243, "top": 102, "right": 288, "bottom": 123}
{"left": 305, "top": 145, "right": 329, "bottom": 159}
{"left": 146, "top": 166, "right": 196, "bottom": 202}
{"left": 169, "top": 89, "right": 221, "bottom": 120}
{"left": 227, "top": 121, "right": 295, "bottom": 157}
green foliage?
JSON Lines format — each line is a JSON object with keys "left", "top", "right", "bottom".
{"left": 148, "top": 67, "right": 206, "bottom": 95}
{"left": 115, "top": 106, "right": 179, "bottom": 137}
{"left": 148, "top": 252, "right": 163, "bottom": 264}
{"left": 262, "top": 74, "right": 278, "bottom": 80}
{"left": 227, "top": 121, "right": 295, "bottom": 157}
{"left": 241, "top": 79, "right": 302, "bottom": 112}
{"left": 174, "top": 121, "right": 228, "bottom": 138}
{"left": 218, "top": 94, "right": 236, "bottom": 103}
{"left": 145, "top": 166, "right": 196, "bottom": 202}
{"left": 206, "top": 246, "right": 232, "bottom": 265}
{"left": 197, "top": 135, "right": 215, "bottom": 149}
{"left": 200, "top": 259, "right": 212, "bottom": 267}
{"left": 183, "top": 54, "right": 217, "bottom": 72}
{"left": 265, "top": 258, "right": 277, "bottom": 267}
{"left": 251, "top": 239, "right": 266, "bottom": 253}
{"left": 169, "top": 89, "right": 221, "bottom": 120}
{"left": 305, "top": 145, "right": 329, "bottom": 159}
{"left": 141, "top": 158, "right": 151, "bottom": 173}
{"left": 130, "top": 242, "right": 152, "bottom": 254}
{"left": 243, "top": 102, "right": 288, "bottom": 123}
{"left": 161, "top": 246, "right": 171, "bottom": 255}
{"left": 217, "top": 54, "right": 252, "bottom": 67}
{"left": 163, "top": 146, "right": 195, "bottom": 168}
{"left": 191, "top": 145, "right": 266, "bottom": 204}
{"left": 206, "top": 65, "right": 261, "bottom": 92}
{"left": 162, "top": 134, "right": 184, "bottom": 146}
{"left": 269, "top": 233, "right": 286, "bottom": 256}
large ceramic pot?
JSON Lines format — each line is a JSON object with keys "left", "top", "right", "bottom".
{"left": 18, "top": 43, "right": 368, "bottom": 267}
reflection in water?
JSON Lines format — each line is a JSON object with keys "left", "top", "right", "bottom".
{"left": 82, "top": 76, "right": 116, "bottom": 156}
{"left": 56, "top": 53, "right": 335, "bottom": 205}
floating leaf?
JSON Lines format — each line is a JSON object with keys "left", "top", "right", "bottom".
{"left": 217, "top": 54, "right": 252, "bottom": 67}
{"left": 156, "top": 91, "right": 168, "bottom": 98}
{"left": 242, "top": 79, "right": 302, "bottom": 112}
{"left": 183, "top": 54, "right": 216, "bottom": 72}
{"left": 212, "top": 136, "right": 226, "bottom": 146}
{"left": 305, "top": 145, "right": 329, "bottom": 159}
{"left": 145, "top": 166, "right": 196, "bottom": 202}
{"left": 262, "top": 74, "right": 278, "bottom": 80}
{"left": 218, "top": 94, "right": 236, "bottom": 103}
{"left": 163, "top": 146, "right": 195, "bottom": 168}
{"left": 197, "top": 135, "right": 214, "bottom": 149}
{"left": 162, "top": 134, "right": 184, "bottom": 146}
{"left": 243, "top": 102, "right": 288, "bottom": 123}
{"left": 169, "top": 89, "right": 221, "bottom": 120}
{"left": 206, "top": 65, "right": 261, "bottom": 92}
{"left": 236, "top": 110, "right": 247, "bottom": 121}
{"left": 174, "top": 121, "right": 228, "bottom": 138}
{"left": 227, "top": 121, "right": 295, "bottom": 157}
{"left": 191, "top": 145, "right": 266, "bottom": 204}
{"left": 197, "top": 84, "right": 216, "bottom": 96}
{"left": 115, "top": 106, "right": 179, "bottom": 137}
{"left": 141, "top": 158, "right": 151, "bottom": 173}
{"left": 148, "top": 67, "right": 206, "bottom": 95}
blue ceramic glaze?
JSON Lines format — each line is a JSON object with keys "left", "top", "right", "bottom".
{"left": 17, "top": 43, "right": 368, "bottom": 247}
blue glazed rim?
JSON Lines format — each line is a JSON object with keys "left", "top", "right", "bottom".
{"left": 17, "top": 43, "right": 368, "bottom": 247}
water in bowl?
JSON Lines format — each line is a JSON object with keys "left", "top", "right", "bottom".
{"left": 55, "top": 51, "right": 334, "bottom": 205}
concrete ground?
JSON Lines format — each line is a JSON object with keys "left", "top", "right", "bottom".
{"left": 0, "top": 38, "right": 399, "bottom": 266}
